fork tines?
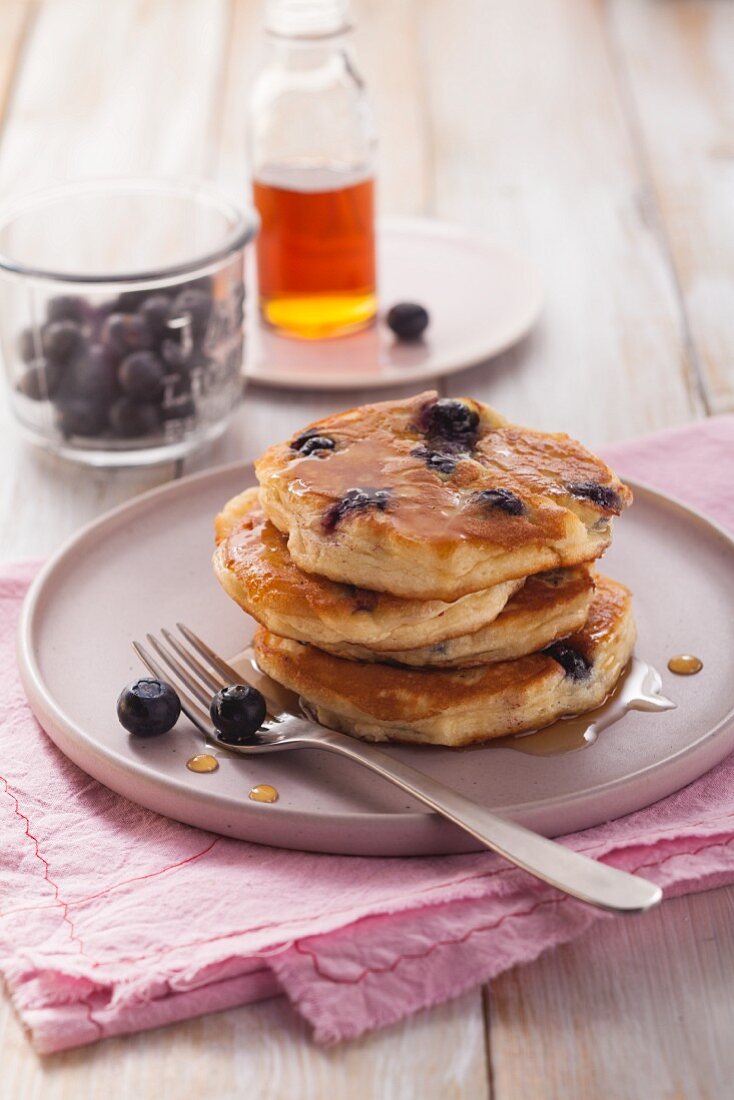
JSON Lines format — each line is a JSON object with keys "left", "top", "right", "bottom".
{"left": 133, "top": 624, "right": 256, "bottom": 737}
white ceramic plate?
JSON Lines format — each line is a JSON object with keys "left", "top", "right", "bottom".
{"left": 245, "top": 218, "right": 544, "bottom": 390}
{"left": 18, "top": 464, "right": 734, "bottom": 856}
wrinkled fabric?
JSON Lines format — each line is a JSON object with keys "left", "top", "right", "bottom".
{"left": 1, "top": 415, "right": 733, "bottom": 1053}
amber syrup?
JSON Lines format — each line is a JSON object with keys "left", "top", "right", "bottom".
{"left": 253, "top": 168, "right": 377, "bottom": 339}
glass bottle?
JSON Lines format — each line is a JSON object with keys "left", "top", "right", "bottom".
{"left": 249, "top": 0, "right": 377, "bottom": 340}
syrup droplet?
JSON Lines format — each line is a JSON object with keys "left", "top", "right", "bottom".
{"left": 249, "top": 783, "right": 279, "bottom": 803}
{"left": 667, "top": 654, "right": 703, "bottom": 676}
{"left": 492, "top": 657, "right": 675, "bottom": 756}
{"left": 186, "top": 754, "right": 219, "bottom": 773}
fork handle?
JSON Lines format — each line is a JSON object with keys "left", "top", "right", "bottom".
{"left": 288, "top": 721, "right": 661, "bottom": 914}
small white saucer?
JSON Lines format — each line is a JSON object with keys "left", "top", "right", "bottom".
{"left": 245, "top": 217, "right": 544, "bottom": 390}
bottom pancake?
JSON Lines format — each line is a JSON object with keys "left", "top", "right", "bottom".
{"left": 253, "top": 575, "right": 635, "bottom": 748}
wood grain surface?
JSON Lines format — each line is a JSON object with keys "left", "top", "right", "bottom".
{"left": 0, "top": 0, "right": 732, "bottom": 1096}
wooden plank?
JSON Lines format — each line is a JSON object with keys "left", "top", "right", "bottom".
{"left": 608, "top": 0, "right": 734, "bottom": 415}
{"left": 0, "top": 984, "right": 488, "bottom": 1100}
{"left": 0, "top": 1, "right": 33, "bottom": 139}
{"left": 423, "top": 0, "right": 703, "bottom": 446}
{"left": 488, "top": 885, "right": 734, "bottom": 1099}
{"left": 0, "top": 0, "right": 231, "bottom": 561}
{"left": 0, "top": 0, "right": 230, "bottom": 190}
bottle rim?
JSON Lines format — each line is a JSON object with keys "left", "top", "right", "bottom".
{"left": 264, "top": 0, "right": 352, "bottom": 39}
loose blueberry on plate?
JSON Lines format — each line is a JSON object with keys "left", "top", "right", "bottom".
{"left": 119, "top": 350, "right": 165, "bottom": 401}
{"left": 386, "top": 301, "right": 430, "bottom": 340}
{"left": 117, "top": 678, "right": 181, "bottom": 736}
{"left": 109, "top": 397, "right": 161, "bottom": 439}
{"left": 210, "top": 684, "right": 267, "bottom": 744}
{"left": 42, "top": 320, "right": 85, "bottom": 364}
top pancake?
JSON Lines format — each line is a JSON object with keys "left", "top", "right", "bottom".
{"left": 256, "top": 391, "right": 632, "bottom": 600}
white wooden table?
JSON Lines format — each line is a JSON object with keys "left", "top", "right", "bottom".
{"left": 1, "top": 1, "right": 732, "bottom": 1095}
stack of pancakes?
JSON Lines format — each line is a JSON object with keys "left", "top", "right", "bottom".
{"left": 214, "top": 392, "right": 635, "bottom": 747}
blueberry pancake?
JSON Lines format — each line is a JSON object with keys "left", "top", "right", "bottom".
{"left": 320, "top": 566, "right": 595, "bottom": 668}
{"left": 214, "top": 488, "right": 523, "bottom": 653}
{"left": 253, "top": 576, "right": 635, "bottom": 748}
{"left": 256, "top": 391, "right": 632, "bottom": 601}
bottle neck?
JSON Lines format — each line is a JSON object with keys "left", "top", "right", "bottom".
{"left": 266, "top": 27, "right": 352, "bottom": 57}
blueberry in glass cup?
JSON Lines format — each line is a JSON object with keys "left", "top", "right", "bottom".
{"left": 0, "top": 179, "right": 257, "bottom": 466}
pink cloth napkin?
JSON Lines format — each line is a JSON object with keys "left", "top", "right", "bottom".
{"left": 2, "top": 415, "right": 733, "bottom": 1055}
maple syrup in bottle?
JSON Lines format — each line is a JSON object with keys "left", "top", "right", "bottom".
{"left": 250, "top": 0, "right": 377, "bottom": 339}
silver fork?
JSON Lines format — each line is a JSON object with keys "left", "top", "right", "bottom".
{"left": 134, "top": 624, "right": 662, "bottom": 915}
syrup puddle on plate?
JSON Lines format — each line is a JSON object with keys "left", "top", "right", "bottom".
{"left": 249, "top": 784, "right": 279, "bottom": 803}
{"left": 667, "top": 654, "right": 703, "bottom": 676}
{"left": 186, "top": 753, "right": 219, "bottom": 773}
{"left": 492, "top": 657, "right": 675, "bottom": 756}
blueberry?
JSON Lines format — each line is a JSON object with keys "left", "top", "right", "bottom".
{"left": 46, "top": 295, "right": 87, "bottom": 325}
{"left": 412, "top": 445, "right": 457, "bottom": 475}
{"left": 567, "top": 481, "right": 622, "bottom": 512}
{"left": 544, "top": 643, "right": 592, "bottom": 681}
{"left": 474, "top": 488, "right": 526, "bottom": 516}
{"left": 55, "top": 397, "right": 109, "bottom": 438}
{"left": 161, "top": 392, "right": 197, "bottom": 422}
{"left": 210, "top": 684, "right": 266, "bottom": 744}
{"left": 421, "top": 398, "right": 479, "bottom": 447}
{"left": 171, "top": 287, "right": 212, "bottom": 342}
{"left": 109, "top": 398, "right": 161, "bottom": 438}
{"left": 102, "top": 313, "right": 153, "bottom": 358}
{"left": 117, "top": 678, "right": 180, "bottom": 736}
{"left": 111, "top": 289, "right": 150, "bottom": 313}
{"left": 65, "top": 344, "right": 119, "bottom": 403}
{"left": 119, "top": 350, "right": 165, "bottom": 401}
{"left": 17, "top": 360, "right": 61, "bottom": 401}
{"left": 138, "top": 293, "right": 172, "bottom": 343}
{"left": 161, "top": 338, "right": 192, "bottom": 372}
{"left": 232, "top": 281, "right": 246, "bottom": 321}
{"left": 18, "top": 326, "right": 43, "bottom": 364}
{"left": 386, "top": 302, "right": 430, "bottom": 340}
{"left": 42, "top": 320, "right": 85, "bottom": 364}
{"left": 291, "top": 431, "right": 336, "bottom": 456}
{"left": 323, "top": 487, "right": 390, "bottom": 532}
